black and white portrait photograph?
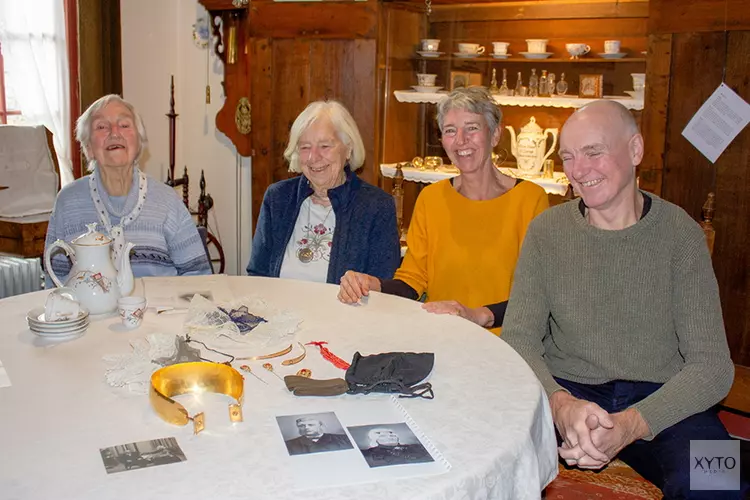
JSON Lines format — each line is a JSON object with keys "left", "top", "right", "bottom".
{"left": 99, "top": 437, "right": 186, "bottom": 474}
{"left": 276, "top": 411, "right": 354, "bottom": 456}
{"left": 348, "top": 423, "right": 435, "bottom": 468}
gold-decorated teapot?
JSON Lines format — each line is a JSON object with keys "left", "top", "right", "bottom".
{"left": 44, "top": 223, "right": 135, "bottom": 315}
{"left": 506, "top": 117, "right": 558, "bottom": 175}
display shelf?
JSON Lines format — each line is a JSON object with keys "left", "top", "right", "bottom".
{"left": 380, "top": 163, "right": 570, "bottom": 196}
{"left": 416, "top": 56, "right": 646, "bottom": 63}
{"left": 393, "top": 91, "right": 645, "bottom": 110}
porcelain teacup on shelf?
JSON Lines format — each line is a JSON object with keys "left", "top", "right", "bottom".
{"left": 631, "top": 73, "right": 646, "bottom": 92}
{"left": 566, "top": 43, "right": 590, "bottom": 59}
{"left": 492, "top": 42, "right": 510, "bottom": 55}
{"left": 605, "top": 40, "right": 621, "bottom": 54}
{"left": 416, "top": 73, "right": 437, "bottom": 87}
{"left": 421, "top": 39, "right": 440, "bottom": 52}
{"left": 525, "top": 39, "right": 548, "bottom": 53}
{"left": 457, "top": 43, "right": 485, "bottom": 55}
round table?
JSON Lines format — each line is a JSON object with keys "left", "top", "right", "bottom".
{"left": 0, "top": 276, "right": 557, "bottom": 500}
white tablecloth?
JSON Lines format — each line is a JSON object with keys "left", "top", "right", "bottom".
{"left": 0, "top": 276, "right": 557, "bottom": 500}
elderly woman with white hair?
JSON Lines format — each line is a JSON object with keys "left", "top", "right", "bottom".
{"left": 247, "top": 100, "right": 400, "bottom": 284}
{"left": 339, "top": 87, "right": 549, "bottom": 334}
{"left": 45, "top": 94, "right": 211, "bottom": 282}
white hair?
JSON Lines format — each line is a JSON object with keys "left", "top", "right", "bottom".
{"left": 284, "top": 100, "right": 365, "bottom": 173}
{"left": 75, "top": 94, "right": 148, "bottom": 170}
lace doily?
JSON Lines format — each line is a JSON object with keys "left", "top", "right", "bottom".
{"left": 103, "top": 333, "right": 178, "bottom": 394}
{"left": 183, "top": 294, "right": 301, "bottom": 351}
{"left": 102, "top": 295, "right": 301, "bottom": 393}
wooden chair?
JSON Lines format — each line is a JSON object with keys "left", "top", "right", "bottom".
{"left": 164, "top": 77, "right": 225, "bottom": 274}
{"left": 0, "top": 126, "right": 60, "bottom": 258}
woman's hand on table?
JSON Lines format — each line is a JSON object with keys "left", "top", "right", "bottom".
{"left": 338, "top": 271, "right": 381, "bottom": 304}
{"left": 422, "top": 301, "right": 494, "bottom": 328}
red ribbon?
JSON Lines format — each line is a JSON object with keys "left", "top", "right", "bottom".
{"left": 306, "top": 341, "right": 350, "bottom": 370}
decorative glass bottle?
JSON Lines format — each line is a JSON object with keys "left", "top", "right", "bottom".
{"left": 556, "top": 72, "right": 569, "bottom": 96}
{"left": 539, "top": 70, "right": 549, "bottom": 97}
{"left": 498, "top": 68, "right": 510, "bottom": 96}
{"left": 528, "top": 68, "right": 539, "bottom": 97}
{"left": 548, "top": 73, "right": 556, "bottom": 96}
{"left": 514, "top": 72, "right": 523, "bottom": 96}
{"left": 489, "top": 68, "right": 500, "bottom": 94}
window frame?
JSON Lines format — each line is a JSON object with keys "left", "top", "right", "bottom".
{"left": 0, "top": 41, "right": 22, "bottom": 125}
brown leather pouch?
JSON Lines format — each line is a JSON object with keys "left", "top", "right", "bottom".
{"left": 284, "top": 375, "right": 349, "bottom": 396}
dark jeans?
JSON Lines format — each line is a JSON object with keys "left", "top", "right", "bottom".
{"left": 555, "top": 377, "right": 750, "bottom": 500}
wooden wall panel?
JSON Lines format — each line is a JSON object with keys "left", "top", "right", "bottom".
{"left": 661, "top": 32, "right": 725, "bottom": 218}
{"left": 249, "top": 1, "right": 378, "bottom": 39}
{"left": 270, "top": 39, "right": 312, "bottom": 185}
{"left": 250, "top": 39, "right": 273, "bottom": 230}
{"left": 638, "top": 33, "right": 672, "bottom": 194}
{"left": 713, "top": 31, "right": 750, "bottom": 363}
{"left": 660, "top": 30, "right": 750, "bottom": 364}
{"left": 650, "top": 0, "right": 750, "bottom": 34}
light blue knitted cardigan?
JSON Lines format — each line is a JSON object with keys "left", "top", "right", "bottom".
{"left": 45, "top": 169, "right": 211, "bottom": 285}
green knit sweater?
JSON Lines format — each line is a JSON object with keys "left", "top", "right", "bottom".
{"left": 502, "top": 193, "right": 734, "bottom": 439}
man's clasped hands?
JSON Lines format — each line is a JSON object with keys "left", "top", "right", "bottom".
{"left": 551, "top": 391, "right": 651, "bottom": 469}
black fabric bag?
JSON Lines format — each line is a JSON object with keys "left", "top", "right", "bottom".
{"left": 345, "top": 351, "right": 434, "bottom": 399}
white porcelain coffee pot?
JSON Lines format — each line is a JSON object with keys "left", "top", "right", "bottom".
{"left": 44, "top": 223, "right": 135, "bottom": 315}
{"left": 506, "top": 117, "right": 558, "bottom": 174}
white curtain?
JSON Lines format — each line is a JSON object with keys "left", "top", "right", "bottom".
{"left": 0, "top": 0, "right": 72, "bottom": 186}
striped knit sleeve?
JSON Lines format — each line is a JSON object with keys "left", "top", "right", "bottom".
{"left": 162, "top": 194, "right": 211, "bottom": 276}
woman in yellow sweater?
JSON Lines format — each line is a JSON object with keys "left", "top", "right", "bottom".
{"left": 338, "top": 87, "right": 548, "bottom": 332}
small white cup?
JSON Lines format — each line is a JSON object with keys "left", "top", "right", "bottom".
{"left": 44, "top": 287, "right": 80, "bottom": 322}
{"left": 416, "top": 73, "right": 437, "bottom": 87}
{"left": 526, "top": 39, "right": 548, "bottom": 53}
{"left": 566, "top": 43, "right": 591, "bottom": 58}
{"left": 458, "top": 43, "right": 485, "bottom": 55}
{"left": 631, "top": 73, "right": 646, "bottom": 91}
{"left": 604, "top": 40, "right": 621, "bottom": 54}
{"left": 421, "top": 39, "right": 440, "bottom": 52}
{"left": 118, "top": 296, "right": 147, "bottom": 329}
{"left": 492, "top": 42, "right": 510, "bottom": 55}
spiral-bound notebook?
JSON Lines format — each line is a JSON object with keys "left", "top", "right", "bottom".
{"left": 275, "top": 396, "right": 450, "bottom": 489}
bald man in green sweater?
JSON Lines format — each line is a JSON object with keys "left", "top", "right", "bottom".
{"left": 502, "top": 100, "right": 745, "bottom": 499}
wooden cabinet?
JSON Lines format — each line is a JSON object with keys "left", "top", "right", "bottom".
{"left": 378, "top": 0, "right": 648, "bottom": 225}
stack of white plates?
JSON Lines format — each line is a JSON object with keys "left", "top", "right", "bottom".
{"left": 26, "top": 307, "right": 90, "bottom": 339}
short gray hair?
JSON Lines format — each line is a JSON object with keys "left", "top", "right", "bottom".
{"left": 284, "top": 100, "right": 366, "bottom": 173}
{"left": 75, "top": 94, "right": 148, "bottom": 168}
{"left": 436, "top": 86, "right": 502, "bottom": 135}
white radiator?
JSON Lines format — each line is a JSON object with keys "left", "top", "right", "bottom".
{"left": 0, "top": 256, "right": 43, "bottom": 299}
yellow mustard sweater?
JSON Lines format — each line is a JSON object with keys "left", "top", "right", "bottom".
{"left": 395, "top": 179, "right": 549, "bottom": 323}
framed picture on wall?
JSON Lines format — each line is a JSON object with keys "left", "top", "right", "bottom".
{"left": 579, "top": 74, "right": 603, "bottom": 98}
{"left": 450, "top": 71, "right": 470, "bottom": 90}
{"left": 450, "top": 71, "right": 483, "bottom": 90}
